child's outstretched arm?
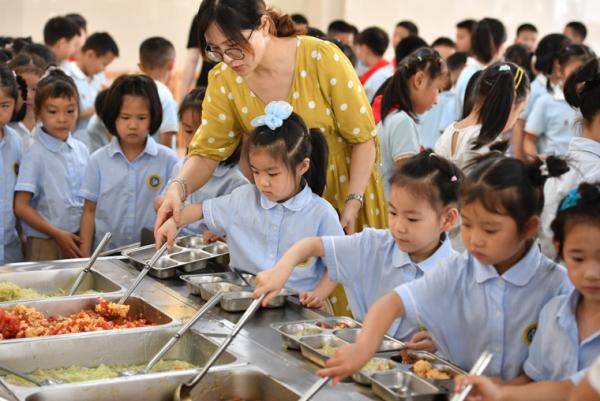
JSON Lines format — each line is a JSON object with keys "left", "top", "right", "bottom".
{"left": 155, "top": 203, "right": 203, "bottom": 248}
{"left": 316, "top": 292, "right": 406, "bottom": 384}
{"left": 453, "top": 375, "right": 573, "bottom": 401}
{"left": 253, "top": 237, "right": 325, "bottom": 306}
{"left": 14, "top": 191, "right": 82, "bottom": 258}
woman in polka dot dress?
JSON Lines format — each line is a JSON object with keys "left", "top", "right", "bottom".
{"left": 156, "top": 0, "right": 387, "bottom": 315}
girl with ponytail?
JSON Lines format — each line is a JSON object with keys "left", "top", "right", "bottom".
{"left": 375, "top": 47, "right": 447, "bottom": 198}
{"left": 156, "top": 101, "right": 345, "bottom": 294}
{"left": 452, "top": 17, "right": 507, "bottom": 120}
{"left": 435, "top": 62, "right": 530, "bottom": 170}
{"left": 541, "top": 57, "right": 600, "bottom": 257}
{"left": 524, "top": 44, "right": 593, "bottom": 157}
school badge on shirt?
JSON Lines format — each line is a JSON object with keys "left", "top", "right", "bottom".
{"left": 147, "top": 174, "right": 162, "bottom": 190}
{"left": 522, "top": 322, "right": 538, "bottom": 346}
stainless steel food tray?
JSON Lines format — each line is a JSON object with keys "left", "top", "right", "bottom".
{"left": 219, "top": 289, "right": 294, "bottom": 312}
{"left": 0, "top": 295, "right": 176, "bottom": 344}
{"left": 122, "top": 236, "right": 229, "bottom": 278}
{"left": 0, "top": 327, "right": 236, "bottom": 389}
{"left": 181, "top": 272, "right": 255, "bottom": 295}
{"left": 20, "top": 365, "right": 300, "bottom": 401}
{"left": 271, "top": 316, "right": 362, "bottom": 350}
{"left": 351, "top": 357, "right": 398, "bottom": 386}
{"left": 298, "top": 334, "right": 349, "bottom": 367}
{"left": 392, "top": 350, "right": 466, "bottom": 393}
{"left": 371, "top": 370, "right": 442, "bottom": 401}
{"left": 0, "top": 268, "right": 124, "bottom": 305}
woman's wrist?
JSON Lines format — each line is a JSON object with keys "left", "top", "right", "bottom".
{"left": 168, "top": 178, "right": 188, "bottom": 202}
{"left": 345, "top": 193, "right": 363, "bottom": 208}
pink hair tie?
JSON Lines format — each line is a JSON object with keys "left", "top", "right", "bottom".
{"left": 451, "top": 175, "right": 458, "bottom": 182}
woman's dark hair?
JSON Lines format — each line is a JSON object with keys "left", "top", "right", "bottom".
{"left": 248, "top": 112, "right": 329, "bottom": 196}
{"left": 471, "top": 18, "right": 506, "bottom": 64}
{"left": 462, "top": 153, "right": 569, "bottom": 232}
{"left": 196, "top": 0, "right": 301, "bottom": 59}
{"left": 381, "top": 47, "right": 446, "bottom": 121}
{"left": 34, "top": 68, "right": 79, "bottom": 112}
{"left": 100, "top": 74, "right": 162, "bottom": 138}
{"left": 551, "top": 182, "right": 600, "bottom": 257}
{"left": 564, "top": 58, "right": 600, "bottom": 125}
{"left": 469, "top": 61, "right": 530, "bottom": 149}
{"left": 178, "top": 87, "right": 206, "bottom": 120}
{"left": 394, "top": 36, "right": 428, "bottom": 64}
{"left": 390, "top": 149, "right": 464, "bottom": 211}
{"left": 534, "top": 34, "right": 570, "bottom": 89}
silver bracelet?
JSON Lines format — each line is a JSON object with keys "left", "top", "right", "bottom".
{"left": 345, "top": 193, "right": 364, "bottom": 207}
{"left": 169, "top": 178, "right": 188, "bottom": 201}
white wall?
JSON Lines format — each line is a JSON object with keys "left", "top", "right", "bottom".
{"left": 1, "top": 0, "right": 599, "bottom": 73}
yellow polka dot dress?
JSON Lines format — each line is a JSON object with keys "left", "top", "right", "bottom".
{"left": 189, "top": 36, "right": 388, "bottom": 315}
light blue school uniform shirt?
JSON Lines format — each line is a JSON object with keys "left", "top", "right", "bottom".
{"left": 453, "top": 57, "right": 484, "bottom": 121}
{"left": 203, "top": 183, "right": 344, "bottom": 292}
{"left": 395, "top": 244, "right": 572, "bottom": 380}
{"left": 364, "top": 64, "right": 394, "bottom": 102}
{"left": 0, "top": 126, "right": 23, "bottom": 264}
{"left": 169, "top": 158, "right": 249, "bottom": 235}
{"left": 15, "top": 127, "right": 89, "bottom": 239}
{"left": 438, "top": 90, "right": 457, "bottom": 135}
{"left": 525, "top": 91, "right": 577, "bottom": 156}
{"left": 378, "top": 110, "right": 421, "bottom": 199}
{"left": 520, "top": 74, "right": 554, "bottom": 121}
{"left": 419, "top": 90, "right": 455, "bottom": 149}
{"left": 153, "top": 80, "right": 178, "bottom": 145}
{"left": 322, "top": 228, "right": 455, "bottom": 340}
{"left": 524, "top": 289, "right": 600, "bottom": 383}
{"left": 80, "top": 137, "right": 178, "bottom": 249}
{"left": 63, "top": 61, "right": 104, "bottom": 147}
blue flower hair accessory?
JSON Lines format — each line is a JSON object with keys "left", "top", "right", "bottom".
{"left": 251, "top": 101, "right": 294, "bottom": 130}
{"left": 560, "top": 188, "right": 582, "bottom": 211}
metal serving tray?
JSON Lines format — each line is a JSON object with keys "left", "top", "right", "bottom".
{"left": 0, "top": 295, "right": 175, "bottom": 344}
{"left": 0, "top": 327, "right": 236, "bottom": 389}
{"left": 199, "top": 282, "right": 244, "bottom": 301}
{"left": 298, "top": 334, "right": 349, "bottom": 368}
{"left": 0, "top": 268, "right": 123, "bottom": 304}
{"left": 22, "top": 365, "right": 300, "bottom": 401}
{"left": 392, "top": 350, "right": 466, "bottom": 393}
{"left": 181, "top": 272, "right": 256, "bottom": 296}
{"left": 370, "top": 370, "right": 442, "bottom": 401}
{"left": 271, "top": 316, "right": 361, "bottom": 350}
{"left": 333, "top": 328, "right": 405, "bottom": 353}
{"left": 219, "top": 289, "right": 294, "bottom": 312}
{"left": 122, "top": 236, "right": 229, "bottom": 278}
{"left": 352, "top": 357, "right": 398, "bottom": 386}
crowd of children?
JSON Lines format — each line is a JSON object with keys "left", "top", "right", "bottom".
{"left": 1, "top": 3, "right": 600, "bottom": 400}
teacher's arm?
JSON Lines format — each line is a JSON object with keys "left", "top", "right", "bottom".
{"left": 342, "top": 139, "right": 376, "bottom": 234}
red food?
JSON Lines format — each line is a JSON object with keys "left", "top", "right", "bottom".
{"left": 0, "top": 298, "right": 152, "bottom": 340}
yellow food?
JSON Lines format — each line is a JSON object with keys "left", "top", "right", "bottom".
{"left": 317, "top": 344, "right": 339, "bottom": 357}
{"left": 3, "top": 360, "right": 196, "bottom": 387}
{"left": 0, "top": 282, "right": 45, "bottom": 302}
{"left": 362, "top": 359, "right": 393, "bottom": 372}
{"left": 412, "top": 360, "right": 451, "bottom": 380}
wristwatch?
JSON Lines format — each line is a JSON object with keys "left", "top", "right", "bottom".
{"left": 345, "top": 193, "right": 364, "bottom": 206}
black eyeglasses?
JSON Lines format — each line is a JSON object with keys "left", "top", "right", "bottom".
{"left": 205, "top": 30, "right": 255, "bottom": 62}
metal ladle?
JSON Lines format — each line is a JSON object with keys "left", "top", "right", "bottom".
{"left": 119, "top": 292, "right": 224, "bottom": 377}
{"left": 117, "top": 228, "right": 182, "bottom": 305}
{"left": 173, "top": 295, "right": 265, "bottom": 401}
{"left": 68, "top": 232, "right": 112, "bottom": 296}
{"left": 450, "top": 350, "right": 493, "bottom": 401}
{"left": 0, "top": 363, "right": 61, "bottom": 386}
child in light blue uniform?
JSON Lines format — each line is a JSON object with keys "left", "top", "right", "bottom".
{"left": 524, "top": 183, "right": 600, "bottom": 383}
{"left": 156, "top": 88, "right": 248, "bottom": 235}
{"left": 255, "top": 151, "right": 461, "bottom": 343}
{"left": 0, "top": 67, "right": 24, "bottom": 264}
{"left": 156, "top": 101, "right": 344, "bottom": 293}
{"left": 79, "top": 75, "right": 178, "bottom": 253}
{"left": 378, "top": 48, "right": 447, "bottom": 199}
{"left": 14, "top": 69, "right": 89, "bottom": 261}
{"left": 524, "top": 44, "right": 592, "bottom": 156}
{"left": 315, "top": 154, "right": 572, "bottom": 383}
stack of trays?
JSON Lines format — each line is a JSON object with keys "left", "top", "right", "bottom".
{"left": 181, "top": 272, "right": 293, "bottom": 312}
{"left": 272, "top": 318, "right": 466, "bottom": 398}
{"left": 122, "top": 236, "right": 229, "bottom": 279}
